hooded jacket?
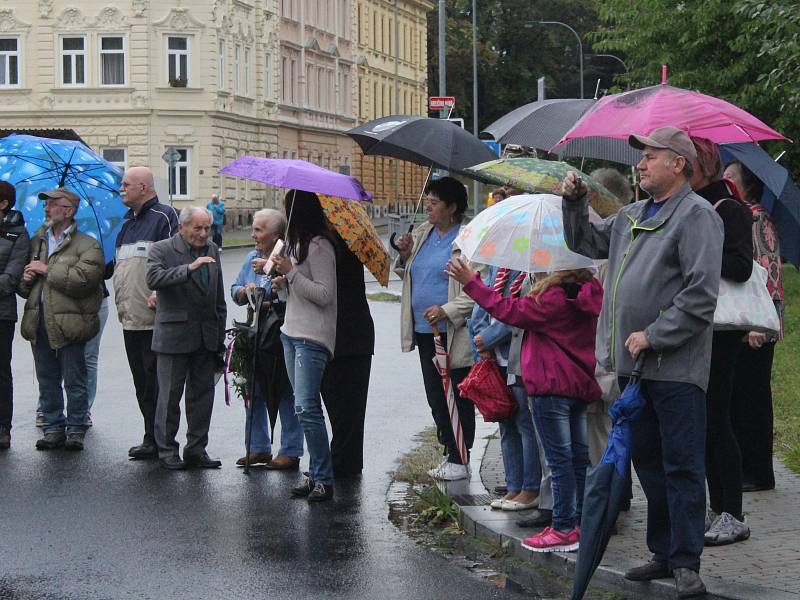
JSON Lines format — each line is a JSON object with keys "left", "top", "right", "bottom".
{"left": 562, "top": 183, "right": 724, "bottom": 391}
{"left": 0, "top": 209, "right": 29, "bottom": 322}
{"left": 463, "top": 273, "right": 603, "bottom": 402}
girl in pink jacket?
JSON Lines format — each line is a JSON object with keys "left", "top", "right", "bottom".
{"left": 448, "top": 258, "right": 602, "bottom": 553}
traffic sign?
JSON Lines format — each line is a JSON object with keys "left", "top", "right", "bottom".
{"left": 483, "top": 140, "right": 501, "bottom": 157}
{"left": 429, "top": 96, "right": 456, "bottom": 110}
{"left": 161, "top": 148, "right": 181, "bottom": 165}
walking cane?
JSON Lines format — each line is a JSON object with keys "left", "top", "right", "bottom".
{"left": 243, "top": 287, "right": 265, "bottom": 475}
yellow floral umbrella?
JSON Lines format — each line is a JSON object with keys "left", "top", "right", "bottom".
{"left": 466, "top": 157, "right": 623, "bottom": 217}
{"left": 319, "top": 195, "right": 390, "bottom": 286}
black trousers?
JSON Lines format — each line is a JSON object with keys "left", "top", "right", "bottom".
{"left": 0, "top": 320, "right": 14, "bottom": 429}
{"left": 123, "top": 330, "right": 158, "bottom": 445}
{"left": 415, "top": 332, "right": 474, "bottom": 465}
{"left": 321, "top": 355, "right": 372, "bottom": 477}
{"left": 706, "top": 330, "right": 745, "bottom": 520}
{"left": 732, "top": 340, "right": 776, "bottom": 489}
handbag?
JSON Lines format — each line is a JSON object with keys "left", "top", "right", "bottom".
{"left": 713, "top": 261, "right": 780, "bottom": 335}
{"left": 457, "top": 358, "right": 517, "bottom": 422}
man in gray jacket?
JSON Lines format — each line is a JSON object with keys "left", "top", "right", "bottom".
{"left": 562, "top": 126, "right": 723, "bottom": 599}
{"left": 146, "top": 207, "right": 226, "bottom": 470}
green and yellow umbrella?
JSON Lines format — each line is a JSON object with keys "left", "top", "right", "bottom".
{"left": 466, "top": 157, "right": 623, "bottom": 217}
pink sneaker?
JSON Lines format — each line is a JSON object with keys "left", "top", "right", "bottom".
{"left": 521, "top": 526, "right": 580, "bottom": 553}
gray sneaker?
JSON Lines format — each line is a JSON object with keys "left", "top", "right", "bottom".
{"left": 704, "top": 512, "right": 750, "bottom": 546}
{"left": 704, "top": 509, "right": 718, "bottom": 533}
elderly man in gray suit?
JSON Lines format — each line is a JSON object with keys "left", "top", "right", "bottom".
{"left": 146, "top": 206, "right": 227, "bottom": 470}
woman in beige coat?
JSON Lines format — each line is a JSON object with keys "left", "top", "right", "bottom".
{"left": 394, "top": 177, "right": 477, "bottom": 481}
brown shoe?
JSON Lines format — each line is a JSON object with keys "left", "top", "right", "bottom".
{"left": 265, "top": 455, "right": 300, "bottom": 471}
{"left": 235, "top": 452, "right": 272, "bottom": 467}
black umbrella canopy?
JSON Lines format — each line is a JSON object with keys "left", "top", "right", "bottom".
{"left": 346, "top": 115, "right": 497, "bottom": 175}
{"left": 554, "top": 136, "right": 641, "bottom": 166}
{"left": 481, "top": 98, "right": 594, "bottom": 150}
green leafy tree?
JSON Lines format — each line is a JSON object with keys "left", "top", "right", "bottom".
{"left": 593, "top": 0, "right": 800, "bottom": 178}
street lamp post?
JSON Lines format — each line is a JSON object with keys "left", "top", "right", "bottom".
{"left": 530, "top": 20, "right": 584, "bottom": 99}
{"left": 587, "top": 53, "right": 629, "bottom": 73}
{"left": 472, "top": 0, "right": 479, "bottom": 216}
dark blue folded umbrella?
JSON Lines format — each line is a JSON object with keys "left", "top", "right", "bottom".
{"left": 571, "top": 357, "right": 646, "bottom": 600}
{"left": 719, "top": 142, "right": 800, "bottom": 268}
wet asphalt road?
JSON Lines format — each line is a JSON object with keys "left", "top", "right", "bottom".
{"left": 0, "top": 247, "right": 517, "bottom": 600}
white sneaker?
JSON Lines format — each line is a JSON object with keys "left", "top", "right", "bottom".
{"left": 428, "top": 461, "right": 469, "bottom": 481}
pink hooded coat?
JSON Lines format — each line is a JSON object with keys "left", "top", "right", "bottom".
{"left": 463, "top": 274, "right": 603, "bottom": 402}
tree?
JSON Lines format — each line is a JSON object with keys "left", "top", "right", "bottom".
{"left": 593, "top": 0, "right": 800, "bottom": 179}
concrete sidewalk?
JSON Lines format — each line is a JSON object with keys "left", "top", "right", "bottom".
{"left": 441, "top": 417, "right": 800, "bottom": 600}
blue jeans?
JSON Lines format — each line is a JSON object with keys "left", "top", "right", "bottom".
{"left": 281, "top": 334, "right": 333, "bottom": 485}
{"left": 247, "top": 381, "right": 304, "bottom": 456}
{"left": 499, "top": 385, "right": 541, "bottom": 493}
{"left": 84, "top": 297, "right": 109, "bottom": 412}
{"left": 630, "top": 379, "right": 706, "bottom": 572}
{"left": 531, "top": 395, "right": 589, "bottom": 531}
{"left": 33, "top": 313, "right": 89, "bottom": 434}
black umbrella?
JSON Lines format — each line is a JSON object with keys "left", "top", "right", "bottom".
{"left": 571, "top": 356, "right": 647, "bottom": 600}
{"left": 347, "top": 115, "right": 497, "bottom": 175}
{"left": 347, "top": 115, "right": 497, "bottom": 249}
{"left": 481, "top": 99, "right": 641, "bottom": 166}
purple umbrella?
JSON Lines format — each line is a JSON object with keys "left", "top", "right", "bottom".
{"left": 219, "top": 156, "right": 372, "bottom": 202}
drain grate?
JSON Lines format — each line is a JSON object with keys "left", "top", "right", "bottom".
{"left": 450, "top": 493, "right": 492, "bottom": 506}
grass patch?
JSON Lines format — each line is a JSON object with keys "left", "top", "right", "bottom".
{"left": 414, "top": 485, "right": 462, "bottom": 529}
{"left": 391, "top": 426, "right": 442, "bottom": 485}
{"left": 772, "top": 265, "right": 800, "bottom": 474}
{"left": 366, "top": 292, "right": 401, "bottom": 302}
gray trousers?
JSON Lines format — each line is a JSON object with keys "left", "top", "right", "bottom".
{"left": 154, "top": 349, "right": 216, "bottom": 459}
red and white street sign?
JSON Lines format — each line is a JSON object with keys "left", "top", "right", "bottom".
{"left": 429, "top": 96, "right": 456, "bottom": 110}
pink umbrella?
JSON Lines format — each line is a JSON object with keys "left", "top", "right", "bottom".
{"left": 552, "top": 84, "right": 788, "bottom": 151}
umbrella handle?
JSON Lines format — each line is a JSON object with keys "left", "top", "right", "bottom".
{"left": 431, "top": 322, "right": 441, "bottom": 337}
{"left": 631, "top": 353, "right": 646, "bottom": 379}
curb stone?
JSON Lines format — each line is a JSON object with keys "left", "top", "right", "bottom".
{"left": 440, "top": 418, "right": 799, "bottom": 600}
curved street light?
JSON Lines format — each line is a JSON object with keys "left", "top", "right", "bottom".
{"left": 528, "top": 20, "right": 584, "bottom": 99}
{"left": 588, "top": 53, "right": 629, "bottom": 73}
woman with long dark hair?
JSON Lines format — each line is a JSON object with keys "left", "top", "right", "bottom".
{"left": 272, "top": 190, "right": 337, "bottom": 502}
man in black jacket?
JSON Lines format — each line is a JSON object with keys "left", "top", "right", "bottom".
{"left": 0, "top": 181, "right": 29, "bottom": 449}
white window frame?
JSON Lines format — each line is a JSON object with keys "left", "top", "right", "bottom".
{"left": 244, "top": 46, "right": 251, "bottom": 96}
{"left": 166, "top": 35, "right": 190, "bottom": 85}
{"left": 99, "top": 35, "right": 126, "bottom": 87}
{"left": 61, "top": 35, "right": 87, "bottom": 87}
{"left": 102, "top": 147, "right": 127, "bottom": 173}
{"left": 167, "top": 147, "right": 190, "bottom": 199}
{"left": 233, "top": 44, "right": 241, "bottom": 94}
{"left": 218, "top": 38, "right": 226, "bottom": 90}
{"left": 0, "top": 37, "right": 20, "bottom": 88}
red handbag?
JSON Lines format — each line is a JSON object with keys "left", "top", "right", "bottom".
{"left": 457, "top": 358, "right": 517, "bottom": 422}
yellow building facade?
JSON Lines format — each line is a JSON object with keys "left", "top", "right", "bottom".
{"left": 353, "top": 0, "right": 433, "bottom": 209}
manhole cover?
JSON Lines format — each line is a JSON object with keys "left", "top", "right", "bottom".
{"left": 451, "top": 493, "right": 492, "bottom": 506}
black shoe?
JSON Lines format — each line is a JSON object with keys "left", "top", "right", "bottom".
{"left": 183, "top": 452, "right": 222, "bottom": 469}
{"left": 741, "top": 480, "right": 774, "bottom": 492}
{"left": 625, "top": 560, "right": 672, "bottom": 581}
{"left": 128, "top": 443, "right": 158, "bottom": 460}
{"left": 36, "top": 431, "right": 66, "bottom": 450}
{"left": 64, "top": 432, "right": 85, "bottom": 451}
{"left": 0, "top": 426, "right": 9, "bottom": 450}
{"left": 517, "top": 509, "right": 552, "bottom": 528}
{"left": 291, "top": 476, "right": 315, "bottom": 498}
{"left": 307, "top": 482, "right": 334, "bottom": 503}
{"left": 493, "top": 485, "right": 508, "bottom": 495}
{"left": 674, "top": 568, "right": 706, "bottom": 598}
{"left": 159, "top": 455, "right": 187, "bottom": 470}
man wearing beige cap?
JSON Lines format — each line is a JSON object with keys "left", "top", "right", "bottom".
{"left": 562, "top": 126, "right": 724, "bottom": 598}
{"left": 18, "top": 187, "right": 104, "bottom": 451}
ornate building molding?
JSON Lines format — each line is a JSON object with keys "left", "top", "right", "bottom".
{"left": 39, "top": 0, "right": 55, "bottom": 19}
{"left": 153, "top": 8, "right": 205, "bottom": 31}
{"left": 95, "top": 6, "right": 129, "bottom": 29}
{"left": 0, "top": 9, "right": 32, "bottom": 32}
{"left": 131, "top": 0, "right": 148, "bottom": 18}
{"left": 57, "top": 7, "right": 89, "bottom": 31}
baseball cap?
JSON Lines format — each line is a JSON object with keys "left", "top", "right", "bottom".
{"left": 629, "top": 126, "right": 697, "bottom": 163}
{"left": 38, "top": 187, "right": 80, "bottom": 207}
